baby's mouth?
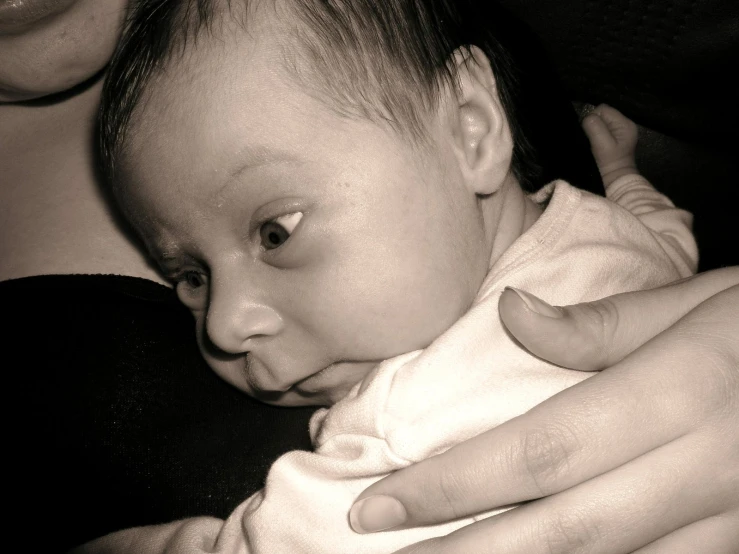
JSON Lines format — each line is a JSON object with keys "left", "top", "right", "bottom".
{"left": 293, "top": 365, "right": 334, "bottom": 394}
{"left": 293, "top": 360, "right": 380, "bottom": 398}
{"left": 242, "top": 353, "right": 292, "bottom": 394}
{"left": 242, "top": 354, "right": 379, "bottom": 403}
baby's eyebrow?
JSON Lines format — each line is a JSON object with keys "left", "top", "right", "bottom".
{"left": 158, "top": 253, "right": 180, "bottom": 264}
{"left": 149, "top": 242, "right": 182, "bottom": 266}
{"left": 155, "top": 253, "right": 191, "bottom": 281}
{"left": 212, "top": 147, "right": 306, "bottom": 204}
{"left": 229, "top": 144, "right": 305, "bottom": 176}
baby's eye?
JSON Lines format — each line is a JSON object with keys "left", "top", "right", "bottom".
{"left": 183, "top": 271, "right": 205, "bottom": 289}
{"left": 174, "top": 271, "right": 208, "bottom": 311}
{"left": 259, "top": 212, "right": 303, "bottom": 250}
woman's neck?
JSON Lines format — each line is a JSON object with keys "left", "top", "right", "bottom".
{"left": 0, "top": 79, "right": 167, "bottom": 284}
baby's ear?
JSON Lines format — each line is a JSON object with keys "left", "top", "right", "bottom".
{"left": 446, "top": 46, "right": 513, "bottom": 195}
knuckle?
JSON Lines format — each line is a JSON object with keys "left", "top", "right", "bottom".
{"left": 584, "top": 298, "right": 620, "bottom": 343}
{"left": 675, "top": 305, "right": 739, "bottom": 421}
{"left": 521, "top": 423, "right": 582, "bottom": 497}
{"left": 702, "top": 342, "right": 739, "bottom": 421}
{"left": 570, "top": 299, "right": 621, "bottom": 369}
{"left": 435, "top": 463, "right": 473, "bottom": 520}
{"left": 542, "top": 508, "right": 603, "bottom": 554}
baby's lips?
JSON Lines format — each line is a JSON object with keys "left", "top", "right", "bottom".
{"left": 243, "top": 353, "right": 292, "bottom": 393}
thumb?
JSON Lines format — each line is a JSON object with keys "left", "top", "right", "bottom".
{"left": 499, "top": 267, "right": 739, "bottom": 371}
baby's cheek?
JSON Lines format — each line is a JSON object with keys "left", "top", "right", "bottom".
{"left": 392, "top": 264, "right": 477, "bottom": 344}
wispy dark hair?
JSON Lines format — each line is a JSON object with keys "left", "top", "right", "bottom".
{"left": 100, "top": 0, "right": 582, "bottom": 191}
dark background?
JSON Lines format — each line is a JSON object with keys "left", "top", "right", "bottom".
{"left": 498, "top": 0, "right": 738, "bottom": 270}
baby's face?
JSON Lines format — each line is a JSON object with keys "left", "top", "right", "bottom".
{"left": 120, "top": 34, "right": 492, "bottom": 406}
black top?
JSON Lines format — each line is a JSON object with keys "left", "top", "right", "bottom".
{"left": 4, "top": 275, "right": 315, "bottom": 551}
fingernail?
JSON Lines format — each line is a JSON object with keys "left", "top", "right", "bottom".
{"left": 349, "top": 495, "right": 407, "bottom": 533}
{"left": 505, "top": 287, "right": 563, "bottom": 318}
{"left": 579, "top": 103, "right": 597, "bottom": 122}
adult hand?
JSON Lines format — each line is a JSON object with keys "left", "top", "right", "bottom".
{"left": 350, "top": 267, "right": 739, "bottom": 553}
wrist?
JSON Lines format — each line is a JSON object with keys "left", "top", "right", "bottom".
{"left": 596, "top": 154, "right": 638, "bottom": 187}
{"left": 600, "top": 165, "right": 640, "bottom": 187}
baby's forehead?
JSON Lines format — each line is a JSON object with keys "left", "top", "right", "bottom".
{"left": 124, "top": 45, "right": 273, "bottom": 159}
{"left": 120, "top": 62, "right": 351, "bottom": 208}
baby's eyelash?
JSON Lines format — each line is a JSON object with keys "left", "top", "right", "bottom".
{"left": 166, "top": 268, "right": 201, "bottom": 285}
{"left": 167, "top": 272, "right": 189, "bottom": 286}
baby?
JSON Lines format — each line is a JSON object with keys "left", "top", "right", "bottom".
{"left": 79, "top": 0, "right": 697, "bottom": 552}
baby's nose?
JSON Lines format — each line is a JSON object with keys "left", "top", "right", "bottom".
{"left": 206, "top": 302, "right": 283, "bottom": 355}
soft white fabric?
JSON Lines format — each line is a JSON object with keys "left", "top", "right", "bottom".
{"left": 603, "top": 173, "right": 697, "bottom": 274}
{"left": 75, "top": 178, "right": 697, "bottom": 554}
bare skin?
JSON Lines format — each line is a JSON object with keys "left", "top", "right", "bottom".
{"left": 583, "top": 104, "right": 639, "bottom": 185}
{"left": 0, "top": 78, "right": 165, "bottom": 283}
{"left": 0, "top": 0, "right": 165, "bottom": 283}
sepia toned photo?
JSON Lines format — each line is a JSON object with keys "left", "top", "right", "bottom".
{"left": 2, "top": 1, "right": 737, "bottom": 552}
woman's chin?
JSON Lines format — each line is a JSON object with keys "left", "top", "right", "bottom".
{"left": 0, "top": 0, "right": 127, "bottom": 102}
{"left": 0, "top": 65, "right": 101, "bottom": 103}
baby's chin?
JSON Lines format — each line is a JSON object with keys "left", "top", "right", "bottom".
{"left": 255, "top": 361, "right": 379, "bottom": 407}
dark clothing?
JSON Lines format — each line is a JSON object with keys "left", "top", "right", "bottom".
{"left": 4, "top": 275, "right": 315, "bottom": 551}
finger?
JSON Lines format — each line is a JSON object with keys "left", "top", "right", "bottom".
{"left": 391, "top": 430, "right": 735, "bottom": 554}
{"left": 352, "top": 284, "right": 739, "bottom": 529}
{"left": 632, "top": 513, "right": 739, "bottom": 554}
{"left": 576, "top": 102, "right": 597, "bottom": 122}
{"left": 582, "top": 112, "right": 616, "bottom": 153}
{"left": 593, "top": 104, "right": 638, "bottom": 143}
{"left": 498, "top": 267, "right": 739, "bottom": 371}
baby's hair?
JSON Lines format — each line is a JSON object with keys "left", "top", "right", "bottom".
{"left": 100, "top": 0, "right": 543, "bottom": 189}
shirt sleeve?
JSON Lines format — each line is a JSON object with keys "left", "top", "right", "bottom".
{"left": 605, "top": 173, "right": 698, "bottom": 275}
